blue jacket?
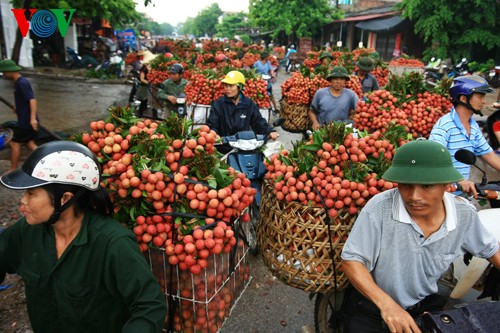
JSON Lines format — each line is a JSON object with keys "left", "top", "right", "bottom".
{"left": 207, "top": 94, "right": 272, "bottom": 152}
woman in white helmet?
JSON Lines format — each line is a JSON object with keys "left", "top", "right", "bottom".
{"left": 0, "top": 141, "right": 167, "bottom": 333}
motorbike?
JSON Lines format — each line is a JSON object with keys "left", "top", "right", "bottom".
{"left": 313, "top": 149, "right": 500, "bottom": 333}
{"left": 485, "top": 110, "right": 500, "bottom": 151}
{"left": 173, "top": 92, "right": 187, "bottom": 119}
{"left": 487, "top": 65, "right": 500, "bottom": 88}
{"left": 220, "top": 118, "right": 284, "bottom": 254}
{"left": 448, "top": 57, "right": 470, "bottom": 78}
{"left": 33, "top": 40, "right": 52, "bottom": 66}
{"left": 424, "top": 57, "right": 447, "bottom": 83}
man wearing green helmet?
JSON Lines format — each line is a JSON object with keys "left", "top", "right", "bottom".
{"left": 341, "top": 139, "right": 500, "bottom": 332}
{"left": 355, "top": 56, "right": 380, "bottom": 94}
{"left": 309, "top": 66, "right": 359, "bottom": 130}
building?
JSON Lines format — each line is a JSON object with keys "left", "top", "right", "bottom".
{"left": 321, "top": 0, "right": 425, "bottom": 60}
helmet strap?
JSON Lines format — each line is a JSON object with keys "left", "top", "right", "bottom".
{"left": 457, "top": 95, "right": 483, "bottom": 116}
{"left": 45, "top": 188, "right": 85, "bottom": 226}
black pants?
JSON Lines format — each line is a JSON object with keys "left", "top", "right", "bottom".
{"left": 342, "top": 287, "right": 447, "bottom": 333}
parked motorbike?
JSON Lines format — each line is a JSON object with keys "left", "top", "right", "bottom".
{"left": 424, "top": 57, "right": 447, "bottom": 83}
{"left": 220, "top": 118, "right": 284, "bottom": 254}
{"left": 33, "top": 40, "right": 52, "bottom": 66}
{"left": 487, "top": 65, "right": 500, "bottom": 88}
{"left": 448, "top": 57, "right": 470, "bottom": 78}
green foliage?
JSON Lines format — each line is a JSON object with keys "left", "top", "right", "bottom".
{"left": 215, "top": 12, "right": 249, "bottom": 39}
{"left": 182, "top": 3, "right": 223, "bottom": 37}
{"left": 249, "top": 0, "right": 341, "bottom": 39}
{"left": 398, "top": 0, "right": 500, "bottom": 61}
{"left": 468, "top": 59, "right": 495, "bottom": 74}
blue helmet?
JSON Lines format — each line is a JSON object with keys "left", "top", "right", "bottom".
{"left": 449, "top": 75, "right": 493, "bottom": 102}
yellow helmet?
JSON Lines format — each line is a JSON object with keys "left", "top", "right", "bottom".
{"left": 221, "top": 70, "right": 246, "bottom": 86}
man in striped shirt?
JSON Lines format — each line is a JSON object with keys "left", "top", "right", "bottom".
{"left": 341, "top": 140, "right": 500, "bottom": 333}
{"left": 429, "top": 75, "right": 500, "bottom": 196}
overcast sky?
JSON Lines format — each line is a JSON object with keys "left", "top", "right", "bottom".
{"left": 135, "top": 0, "right": 249, "bottom": 26}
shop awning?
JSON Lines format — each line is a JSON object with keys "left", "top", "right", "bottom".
{"left": 355, "top": 15, "right": 410, "bottom": 33}
{"left": 334, "top": 12, "right": 398, "bottom": 23}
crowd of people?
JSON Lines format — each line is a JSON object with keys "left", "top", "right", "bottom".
{"left": 1, "top": 43, "right": 500, "bottom": 332}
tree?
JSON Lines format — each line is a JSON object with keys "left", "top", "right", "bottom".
{"left": 215, "top": 12, "right": 249, "bottom": 39}
{"left": 398, "top": 0, "right": 500, "bottom": 61}
{"left": 192, "top": 3, "right": 223, "bottom": 37}
{"left": 249, "top": 0, "right": 341, "bottom": 42}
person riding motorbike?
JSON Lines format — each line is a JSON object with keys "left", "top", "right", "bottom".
{"left": 0, "top": 141, "right": 167, "bottom": 333}
{"left": 207, "top": 70, "right": 278, "bottom": 154}
{"left": 253, "top": 51, "right": 279, "bottom": 113}
{"left": 157, "top": 63, "right": 188, "bottom": 114}
{"left": 429, "top": 75, "right": 500, "bottom": 197}
{"left": 341, "top": 139, "right": 500, "bottom": 333}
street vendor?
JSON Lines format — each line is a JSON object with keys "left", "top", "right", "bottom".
{"left": 0, "top": 141, "right": 167, "bottom": 333}
{"left": 207, "top": 70, "right": 278, "bottom": 154}
{"left": 157, "top": 63, "right": 188, "bottom": 114}
{"left": 315, "top": 52, "right": 333, "bottom": 70}
{"left": 309, "top": 66, "right": 359, "bottom": 130}
{"left": 341, "top": 139, "right": 500, "bottom": 333}
{"left": 0, "top": 59, "right": 39, "bottom": 172}
{"left": 355, "top": 56, "right": 380, "bottom": 94}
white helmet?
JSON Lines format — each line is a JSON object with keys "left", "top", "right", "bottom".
{"left": 1, "top": 141, "right": 101, "bottom": 191}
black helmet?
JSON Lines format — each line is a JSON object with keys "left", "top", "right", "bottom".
{"left": 260, "top": 51, "right": 270, "bottom": 59}
{"left": 1, "top": 141, "right": 101, "bottom": 191}
{"left": 169, "top": 63, "right": 184, "bottom": 74}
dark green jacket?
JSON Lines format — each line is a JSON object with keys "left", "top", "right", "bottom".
{"left": 0, "top": 213, "right": 167, "bottom": 333}
{"left": 156, "top": 78, "right": 187, "bottom": 111}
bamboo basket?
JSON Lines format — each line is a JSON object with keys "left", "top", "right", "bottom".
{"left": 257, "top": 181, "right": 355, "bottom": 292}
{"left": 280, "top": 98, "right": 312, "bottom": 133}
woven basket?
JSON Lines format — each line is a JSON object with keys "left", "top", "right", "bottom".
{"left": 280, "top": 98, "right": 312, "bottom": 133}
{"left": 258, "top": 182, "right": 355, "bottom": 292}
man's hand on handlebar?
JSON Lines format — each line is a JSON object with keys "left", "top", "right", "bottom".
{"left": 312, "top": 121, "right": 321, "bottom": 131}
{"left": 269, "top": 132, "right": 279, "bottom": 140}
{"left": 380, "top": 301, "right": 422, "bottom": 333}
{"left": 167, "top": 96, "right": 177, "bottom": 104}
{"left": 457, "top": 179, "right": 478, "bottom": 198}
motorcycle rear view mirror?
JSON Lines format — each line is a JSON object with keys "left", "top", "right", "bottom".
{"left": 454, "top": 149, "right": 476, "bottom": 165}
{"left": 454, "top": 149, "right": 487, "bottom": 186}
{"left": 273, "top": 118, "right": 285, "bottom": 128}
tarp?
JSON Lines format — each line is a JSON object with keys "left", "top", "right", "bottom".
{"left": 355, "top": 15, "right": 410, "bottom": 33}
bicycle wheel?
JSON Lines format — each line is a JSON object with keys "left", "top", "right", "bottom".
{"left": 314, "top": 291, "right": 345, "bottom": 333}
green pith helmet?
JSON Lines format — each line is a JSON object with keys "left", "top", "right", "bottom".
{"left": 0, "top": 59, "right": 22, "bottom": 72}
{"left": 356, "top": 57, "right": 375, "bottom": 71}
{"left": 369, "top": 51, "right": 380, "bottom": 61}
{"left": 382, "top": 140, "right": 464, "bottom": 184}
{"left": 319, "top": 52, "right": 333, "bottom": 60}
{"left": 326, "top": 66, "right": 350, "bottom": 81}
